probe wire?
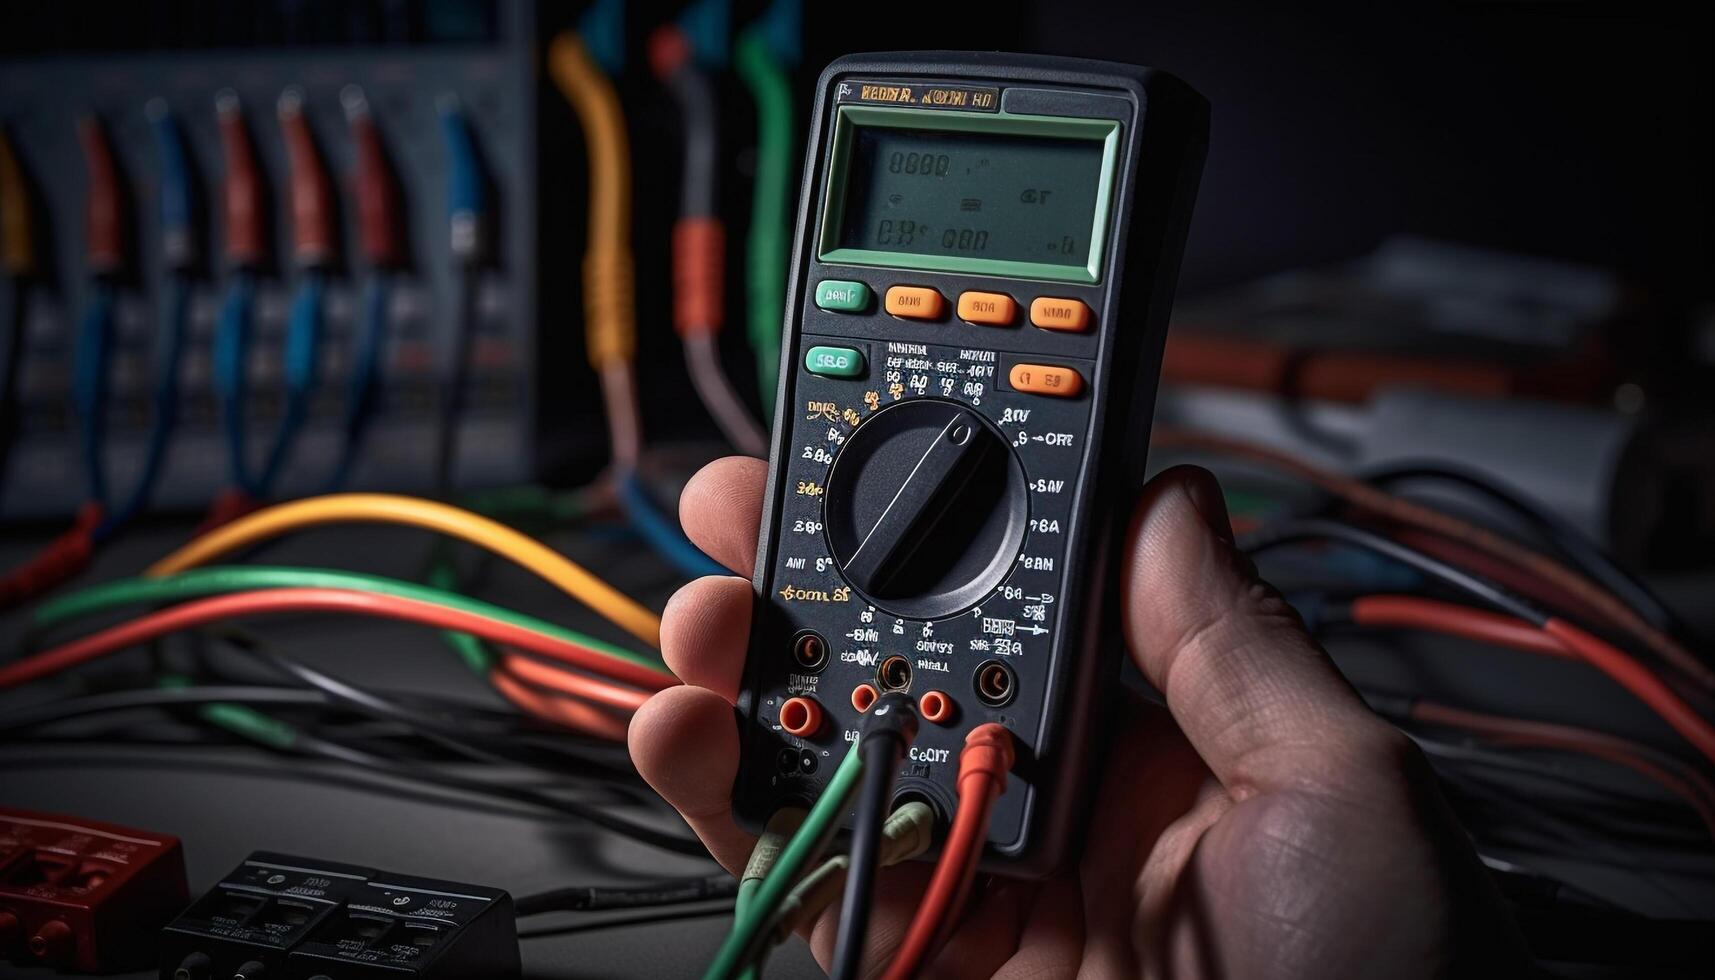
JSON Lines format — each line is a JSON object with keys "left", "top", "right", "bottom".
{"left": 703, "top": 741, "right": 865, "bottom": 980}
{"left": 880, "top": 724, "right": 1015, "bottom": 980}
{"left": 831, "top": 696, "right": 918, "bottom": 980}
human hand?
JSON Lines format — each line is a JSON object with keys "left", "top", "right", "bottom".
{"left": 629, "top": 459, "right": 1528, "bottom": 978}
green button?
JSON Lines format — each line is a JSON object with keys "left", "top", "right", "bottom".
{"left": 805, "top": 345, "right": 865, "bottom": 378}
{"left": 815, "top": 279, "right": 872, "bottom": 312}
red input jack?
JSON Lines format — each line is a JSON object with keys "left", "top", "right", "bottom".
{"left": 850, "top": 684, "right": 880, "bottom": 713}
{"left": 779, "top": 697, "right": 824, "bottom": 738}
{"left": 918, "top": 690, "right": 955, "bottom": 725}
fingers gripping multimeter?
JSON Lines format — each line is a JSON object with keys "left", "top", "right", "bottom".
{"left": 736, "top": 52, "right": 1207, "bottom": 876}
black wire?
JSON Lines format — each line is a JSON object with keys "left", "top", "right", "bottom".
{"left": 513, "top": 874, "right": 737, "bottom": 916}
{"left": 433, "top": 262, "right": 478, "bottom": 497}
{"left": 516, "top": 902, "right": 736, "bottom": 939}
{"left": 663, "top": 60, "right": 719, "bottom": 219}
{"left": 1365, "top": 462, "right": 1687, "bottom": 637}
{"left": 1239, "top": 516, "right": 1548, "bottom": 625}
{"left": 831, "top": 696, "right": 917, "bottom": 980}
{"left": 0, "top": 685, "right": 331, "bottom": 734}
{"left": 263, "top": 726, "right": 708, "bottom": 856}
{"left": 1, "top": 680, "right": 708, "bottom": 856}
{"left": 0, "top": 279, "right": 24, "bottom": 491}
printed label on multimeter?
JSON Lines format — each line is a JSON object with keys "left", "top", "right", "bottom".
{"left": 738, "top": 53, "right": 1206, "bottom": 877}
{"left": 836, "top": 79, "right": 1000, "bottom": 111}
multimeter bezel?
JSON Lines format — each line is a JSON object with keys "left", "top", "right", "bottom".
{"left": 817, "top": 105, "right": 1125, "bottom": 283}
{"left": 738, "top": 51, "right": 1208, "bottom": 878}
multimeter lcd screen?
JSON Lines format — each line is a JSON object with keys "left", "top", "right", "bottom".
{"left": 835, "top": 125, "right": 1106, "bottom": 270}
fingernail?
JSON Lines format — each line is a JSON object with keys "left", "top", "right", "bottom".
{"left": 1179, "top": 466, "right": 1235, "bottom": 543}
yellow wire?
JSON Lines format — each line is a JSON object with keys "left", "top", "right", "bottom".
{"left": 144, "top": 494, "right": 662, "bottom": 648}
{"left": 0, "top": 129, "right": 37, "bottom": 276}
{"left": 547, "top": 32, "right": 635, "bottom": 372}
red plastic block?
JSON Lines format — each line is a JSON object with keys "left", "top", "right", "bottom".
{"left": 0, "top": 807, "right": 188, "bottom": 973}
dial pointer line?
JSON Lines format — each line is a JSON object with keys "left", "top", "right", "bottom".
{"left": 841, "top": 410, "right": 984, "bottom": 593}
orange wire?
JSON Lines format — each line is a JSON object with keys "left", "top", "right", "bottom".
{"left": 881, "top": 724, "right": 1015, "bottom": 980}
{"left": 489, "top": 668, "right": 630, "bottom": 742}
{"left": 496, "top": 650, "right": 652, "bottom": 713}
{"left": 1153, "top": 428, "right": 1714, "bottom": 691}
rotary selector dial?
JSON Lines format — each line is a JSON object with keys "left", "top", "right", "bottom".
{"left": 823, "top": 397, "right": 1029, "bottom": 620}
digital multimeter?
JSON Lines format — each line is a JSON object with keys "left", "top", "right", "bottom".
{"left": 736, "top": 52, "right": 1207, "bottom": 876}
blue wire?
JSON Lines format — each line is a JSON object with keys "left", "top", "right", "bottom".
{"left": 72, "top": 283, "right": 116, "bottom": 507}
{"left": 256, "top": 270, "right": 324, "bottom": 494}
{"left": 617, "top": 470, "right": 726, "bottom": 578}
{"left": 96, "top": 273, "right": 189, "bottom": 541}
{"left": 214, "top": 270, "right": 260, "bottom": 497}
{"left": 324, "top": 272, "right": 389, "bottom": 492}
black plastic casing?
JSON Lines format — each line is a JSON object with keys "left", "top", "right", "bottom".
{"left": 156, "top": 851, "right": 520, "bottom": 980}
{"left": 737, "top": 52, "right": 1208, "bottom": 877}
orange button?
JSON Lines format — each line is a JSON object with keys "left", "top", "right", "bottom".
{"left": 884, "top": 285, "right": 945, "bottom": 320}
{"left": 956, "top": 290, "right": 1016, "bottom": 326}
{"left": 1030, "top": 296, "right": 1092, "bottom": 332}
{"left": 1009, "top": 363, "right": 1084, "bottom": 397}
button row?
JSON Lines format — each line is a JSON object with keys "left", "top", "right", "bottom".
{"left": 814, "top": 279, "right": 1090, "bottom": 333}
{"left": 802, "top": 343, "right": 1084, "bottom": 399}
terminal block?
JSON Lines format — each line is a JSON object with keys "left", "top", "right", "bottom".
{"left": 0, "top": 806, "right": 189, "bottom": 973}
{"left": 158, "top": 852, "right": 519, "bottom": 980}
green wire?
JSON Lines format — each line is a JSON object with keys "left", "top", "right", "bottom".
{"left": 33, "top": 565, "right": 669, "bottom": 679}
{"left": 735, "top": 29, "right": 794, "bottom": 419}
{"left": 157, "top": 674, "right": 300, "bottom": 750}
{"left": 703, "top": 741, "right": 864, "bottom": 980}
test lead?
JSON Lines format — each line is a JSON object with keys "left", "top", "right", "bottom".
{"left": 210, "top": 89, "right": 267, "bottom": 524}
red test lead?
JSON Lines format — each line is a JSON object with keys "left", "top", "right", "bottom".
{"left": 342, "top": 84, "right": 403, "bottom": 268}
{"left": 76, "top": 118, "right": 123, "bottom": 274}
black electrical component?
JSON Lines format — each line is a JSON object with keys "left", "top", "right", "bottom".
{"left": 735, "top": 52, "right": 1208, "bottom": 876}
{"left": 157, "top": 852, "right": 519, "bottom": 980}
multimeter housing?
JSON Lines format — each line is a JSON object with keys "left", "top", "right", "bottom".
{"left": 736, "top": 52, "right": 1207, "bottom": 876}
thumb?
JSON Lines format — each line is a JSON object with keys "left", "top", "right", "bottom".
{"left": 1120, "top": 465, "right": 1397, "bottom": 796}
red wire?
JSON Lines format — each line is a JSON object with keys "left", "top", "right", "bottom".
{"left": 1345, "top": 594, "right": 1715, "bottom": 767}
{"left": 1542, "top": 617, "right": 1715, "bottom": 768}
{"left": 0, "top": 588, "right": 674, "bottom": 693}
{"left": 496, "top": 651, "right": 652, "bottom": 713}
{"left": 488, "top": 667, "right": 630, "bottom": 742}
{"left": 1350, "top": 595, "right": 1575, "bottom": 660}
{"left": 881, "top": 724, "right": 1015, "bottom": 980}
{"left": 1411, "top": 700, "right": 1715, "bottom": 842}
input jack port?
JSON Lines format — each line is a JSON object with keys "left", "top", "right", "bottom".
{"left": 918, "top": 690, "right": 955, "bottom": 725}
{"left": 790, "top": 630, "right": 829, "bottom": 672}
{"left": 779, "top": 696, "right": 824, "bottom": 738}
{"left": 851, "top": 683, "right": 880, "bottom": 713}
{"left": 877, "top": 655, "right": 912, "bottom": 693}
{"left": 974, "top": 660, "right": 1016, "bottom": 708}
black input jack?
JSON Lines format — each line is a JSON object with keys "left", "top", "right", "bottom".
{"left": 790, "top": 630, "right": 829, "bottom": 672}
{"left": 974, "top": 660, "right": 1016, "bottom": 707}
{"left": 877, "top": 655, "right": 912, "bottom": 692}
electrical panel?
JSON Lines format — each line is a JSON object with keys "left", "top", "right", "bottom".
{"left": 0, "top": 1, "right": 537, "bottom": 518}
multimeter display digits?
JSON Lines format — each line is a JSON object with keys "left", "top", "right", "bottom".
{"left": 738, "top": 54, "right": 1207, "bottom": 875}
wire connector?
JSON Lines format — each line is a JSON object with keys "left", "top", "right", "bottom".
{"left": 437, "top": 95, "right": 487, "bottom": 265}
{"left": 215, "top": 90, "right": 266, "bottom": 268}
{"left": 278, "top": 87, "right": 336, "bottom": 268}
{"left": 147, "top": 99, "right": 197, "bottom": 269}
{"left": 342, "top": 85, "right": 404, "bottom": 268}
{"left": 76, "top": 118, "right": 124, "bottom": 275}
